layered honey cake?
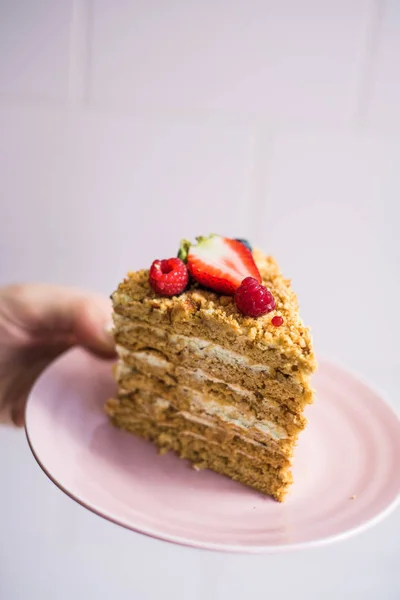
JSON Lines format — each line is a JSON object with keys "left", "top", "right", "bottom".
{"left": 106, "top": 234, "right": 316, "bottom": 501}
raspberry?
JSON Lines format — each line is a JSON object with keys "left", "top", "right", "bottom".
{"left": 235, "top": 276, "right": 276, "bottom": 317}
{"left": 149, "top": 258, "right": 189, "bottom": 296}
{"left": 271, "top": 315, "right": 284, "bottom": 327}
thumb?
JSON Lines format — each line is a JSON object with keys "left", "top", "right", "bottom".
{"left": 0, "top": 285, "right": 116, "bottom": 428}
{"left": 71, "top": 294, "right": 116, "bottom": 357}
{"left": 1, "top": 284, "right": 116, "bottom": 357}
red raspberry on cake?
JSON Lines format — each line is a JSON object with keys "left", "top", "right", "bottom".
{"left": 235, "top": 276, "right": 276, "bottom": 318}
{"left": 149, "top": 258, "right": 189, "bottom": 297}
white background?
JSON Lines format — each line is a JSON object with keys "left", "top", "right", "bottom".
{"left": 0, "top": 1, "right": 399, "bottom": 598}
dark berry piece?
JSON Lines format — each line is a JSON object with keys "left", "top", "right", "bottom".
{"left": 235, "top": 276, "right": 276, "bottom": 317}
{"left": 149, "top": 258, "right": 189, "bottom": 296}
{"left": 235, "top": 238, "right": 253, "bottom": 252}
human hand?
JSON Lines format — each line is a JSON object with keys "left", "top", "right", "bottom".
{"left": 0, "top": 284, "right": 115, "bottom": 427}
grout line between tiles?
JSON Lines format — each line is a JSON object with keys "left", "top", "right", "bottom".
{"left": 67, "top": 0, "right": 92, "bottom": 106}
{"left": 354, "top": 0, "right": 386, "bottom": 130}
{"left": 249, "top": 129, "right": 275, "bottom": 246}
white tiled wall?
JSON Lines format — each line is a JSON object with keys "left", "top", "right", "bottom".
{"left": 0, "top": 1, "right": 73, "bottom": 101}
{"left": 1, "top": 5, "right": 400, "bottom": 600}
{"left": 367, "top": 0, "right": 400, "bottom": 131}
{"left": 89, "top": 0, "right": 369, "bottom": 125}
{"left": 1, "top": 0, "right": 399, "bottom": 368}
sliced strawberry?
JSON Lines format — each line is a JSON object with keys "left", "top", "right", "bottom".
{"left": 179, "top": 234, "right": 261, "bottom": 295}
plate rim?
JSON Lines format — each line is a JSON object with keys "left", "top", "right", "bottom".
{"left": 25, "top": 351, "right": 400, "bottom": 554}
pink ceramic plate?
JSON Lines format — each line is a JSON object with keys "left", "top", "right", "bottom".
{"left": 25, "top": 349, "right": 400, "bottom": 553}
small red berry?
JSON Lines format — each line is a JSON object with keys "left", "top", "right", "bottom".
{"left": 271, "top": 315, "right": 284, "bottom": 327}
{"left": 149, "top": 257, "right": 189, "bottom": 296}
{"left": 235, "top": 276, "right": 276, "bottom": 318}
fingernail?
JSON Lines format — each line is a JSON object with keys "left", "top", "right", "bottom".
{"left": 104, "top": 320, "right": 114, "bottom": 336}
{"left": 101, "top": 321, "right": 116, "bottom": 352}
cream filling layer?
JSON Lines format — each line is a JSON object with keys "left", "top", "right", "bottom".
{"left": 152, "top": 396, "right": 277, "bottom": 451}
{"left": 150, "top": 398, "right": 289, "bottom": 469}
{"left": 184, "top": 366, "right": 253, "bottom": 397}
{"left": 169, "top": 333, "right": 270, "bottom": 373}
{"left": 116, "top": 352, "right": 287, "bottom": 441}
{"left": 114, "top": 318, "right": 270, "bottom": 374}
{"left": 173, "top": 431, "right": 260, "bottom": 463}
{"left": 117, "top": 348, "right": 253, "bottom": 397}
{"left": 116, "top": 346, "right": 269, "bottom": 402}
{"left": 126, "top": 393, "right": 285, "bottom": 463}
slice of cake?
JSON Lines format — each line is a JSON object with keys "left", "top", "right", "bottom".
{"left": 106, "top": 234, "right": 316, "bottom": 501}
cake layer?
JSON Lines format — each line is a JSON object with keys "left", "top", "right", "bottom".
{"left": 113, "top": 304, "right": 314, "bottom": 376}
{"left": 106, "top": 393, "right": 293, "bottom": 501}
{"left": 114, "top": 376, "right": 296, "bottom": 454}
{"left": 114, "top": 317, "right": 311, "bottom": 390}
{"left": 115, "top": 356, "right": 307, "bottom": 437}
{"left": 114, "top": 320, "right": 312, "bottom": 408}
{"left": 110, "top": 391, "right": 293, "bottom": 461}
{"left": 111, "top": 251, "right": 316, "bottom": 376}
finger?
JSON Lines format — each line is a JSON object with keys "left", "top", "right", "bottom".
{"left": 11, "top": 406, "right": 25, "bottom": 427}
{"left": 72, "top": 296, "right": 115, "bottom": 357}
{"left": 4, "top": 341, "right": 71, "bottom": 427}
{"left": 1, "top": 284, "right": 116, "bottom": 357}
